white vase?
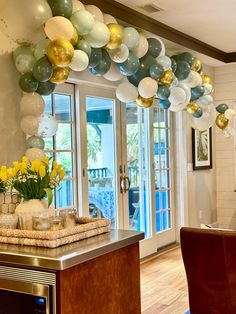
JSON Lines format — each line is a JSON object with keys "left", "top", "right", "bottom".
{"left": 15, "top": 199, "right": 54, "bottom": 230}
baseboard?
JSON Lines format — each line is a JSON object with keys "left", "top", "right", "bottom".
{"left": 140, "top": 242, "right": 180, "bottom": 264}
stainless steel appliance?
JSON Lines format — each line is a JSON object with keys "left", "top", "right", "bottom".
{"left": 0, "top": 265, "right": 56, "bottom": 314}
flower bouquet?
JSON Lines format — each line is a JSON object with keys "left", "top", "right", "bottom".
{"left": 0, "top": 156, "right": 65, "bottom": 229}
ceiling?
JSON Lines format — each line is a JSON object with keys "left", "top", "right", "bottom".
{"left": 114, "top": 0, "right": 236, "bottom": 66}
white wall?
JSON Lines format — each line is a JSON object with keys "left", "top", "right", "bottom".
{"left": 214, "top": 63, "right": 236, "bottom": 229}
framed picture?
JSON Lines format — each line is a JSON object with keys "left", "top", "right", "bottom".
{"left": 192, "top": 128, "right": 212, "bottom": 170}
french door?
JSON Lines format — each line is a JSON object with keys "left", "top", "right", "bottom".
{"left": 76, "top": 84, "right": 176, "bottom": 258}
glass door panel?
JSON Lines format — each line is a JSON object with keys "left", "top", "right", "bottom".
{"left": 85, "top": 96, "right": 116, "bottom": 227}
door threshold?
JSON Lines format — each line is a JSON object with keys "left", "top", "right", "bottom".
{"left": 140, "top": 242, "right": 180, "bottom": 264}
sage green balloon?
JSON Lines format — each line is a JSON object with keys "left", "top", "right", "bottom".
{"left": 47, "top": 0, "right": 72, "bottom": 19}
{"left": 170, "top": 58, "right": 177, "bottom": 73}
{"left": 13, "top": 44, "right": 34, "bottom": 61}
{"left": 19, "top": 73, "right": 39, "bottom": 92}
{"left": 116, "top": 52, "right": 140, "bottom": 76}
{"left": 76, "top": 39, "right": 91, "bottom": 57}
{"left": 216, "top": 103, "right": 229, "bottom": 113}
{"left": 157, "top": 85, "right": 170, "bottom": 100}
{"left": 26, "top": 136, "right": 45, "bottom": 149}
{"left": 175, "top": 61, "right": 191, "bottom": 80}
{"left": 149, "top": 63, "right": 164, "bottom": 80}
{"left": 178, "top": 52, "right": 195, "bottom": 67}
{"left": 89, "top": 50, "right": 111, "bottom": 76}
{"left": 33, "top": 56, "right": 53, "bottom": 82}
{"left": 147, "top": 38, "right": 162, "bottom": 58}
{"left": 37, "top": 81, "right": 56, "bottom": 95}
{"left": 89, "top": 48, "right": 102, "bottom": 67}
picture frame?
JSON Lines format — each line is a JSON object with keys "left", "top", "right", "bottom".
{"left": 192, "top": 128, "right": 212, "bottom": 170}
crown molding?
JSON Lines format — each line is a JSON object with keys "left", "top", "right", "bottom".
{"left": 82, "top": 0, "right": 235, "bottom": 63}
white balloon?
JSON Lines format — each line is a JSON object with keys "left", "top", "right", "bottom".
{"left": 177, "top": 83, "right": 191, "bottom": 105}
{"left": 25, "top": 148, "right": 46, "bottom": 162}
{"left": 156, "top": 56, "right": 171, "bottom": 71}
{"left": 225, "top": 108, "right": 236, "bottom": 120}
{"left": 132, "top": 34, "right": 148, "bottom": 58}
{"left": 34, "top": 38, "right": 50, "bottom": 60}
{"left": 37, "top": 114, "right": 58, "bottom": 138}
{"left": 182, "top": 70, "right": 202, "bottom": 88}
{"left": 223, "top": 126, "right": 235, "bottom": 138}
{"left": 197, "top": 95, "right": 213, "bottom": 106}
{"left": 70, "top": 50, "right": 89, "bottom": 71}
{"left": 70, "top": 10, "right": 95, "bottom": 36}
{"left": 103, "top": 13, "right": 117, "bottom": 24}
{"left": 203, "top": 83, "right": 213, "bottom": 95}
{"left": 20, "top": 93, "right": 45, "bottom": 117}
{"left": 72, "top": 0, "right": 85, "bottom": 12}
{"left": 116, "top": 82, "right": 138, "bottom": 103}
{"left": 169, "top": 87, "right": 186, "bottom": 105}
{"left": 190, "top": 104, "right": 217, "bottom": 131}
{"left": 123, "top": 27, "right": 140, "bottom": 49}
{"left": 103, "top": 62, "right": 123, "bottom": 81}
{"left": 44, "top": 16, "right": 74, "bottom": 41}
{"left": 108, "top": 44, "right": 129, "bottom": 63}
{"left": 85, "top": 5, "right": 104, "bottom": 22}
{"left": 20, "top": 115, "right": 39, "bottom": 135}
{"left": 138, "top": 77, "right": 158, "bottom": 98}
{"left": 84, "top": 22, "right": 110, "bottom": 48}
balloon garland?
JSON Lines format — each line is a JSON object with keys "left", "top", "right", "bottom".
{"left": 12, "top": 0, "right": 236, "bottom": 158}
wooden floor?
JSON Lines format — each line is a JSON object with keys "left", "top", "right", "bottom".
{"left": 140, "top": 247, "right": 189, "bottom": 314}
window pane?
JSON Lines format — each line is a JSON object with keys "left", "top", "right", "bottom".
{"left": 159, "top": 129, "right": 169, "bottom": 148}
{"left": 44, "top": 137, "right": 53, "bottom": 151}
{"left": 161, "top": 170, "right": 169, "bottom": 189}
{"left": 56, "top": 152, "right": 73, "bottom": 178}
{"left": 155, "top": 171, "right": 160, "bottom": 189}
{"left": 54, "top": 94, "right": 72, "bottom": 121}
{"left": 160, "top": 150, "right": 169, "bottom": 169}
{"left": 56, "top": 124, "right": 72, "bottom": 150}
{"left": 43, "top": 95, "right": 53, "bottom": 114}
{"left": 57, "top": 180, "right": 74, "bottom": 208}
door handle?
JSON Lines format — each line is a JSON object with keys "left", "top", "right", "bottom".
{"left": 120, "top": 176, "right": 125, "bottom": 193}
{"left": 124, "top": 176, "right": 130, "bottom": 193}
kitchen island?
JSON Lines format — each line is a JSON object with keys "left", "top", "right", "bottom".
{"left": 0, "top": 229, "right": 144, "bottom": 314}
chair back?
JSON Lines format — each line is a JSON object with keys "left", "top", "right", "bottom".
{"left": 180, "top": 227, "right": 236, "bottom": 314}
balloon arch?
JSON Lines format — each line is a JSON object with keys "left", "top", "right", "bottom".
{"left": 13, "top": 0, "right": 235, "bottom": 160}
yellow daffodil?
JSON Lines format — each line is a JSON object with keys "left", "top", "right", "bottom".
{"left": 31, "top": 159, "right": 41, "bottom": 173}
{"left": 0, "top": 166, "right": 7, "bottom": 172}
{"left": 50, "top": 169, "right": 57, "bottom": 180}
{"left": 53, "top": 161, "right": 58, "bottom": 170}
{"left": 39, "top": 165, "right": 46, "bottom": 177}
{"left": 7, "top": 167, "right": 16, "bottom": 178}
{"left": 20, "top": 162, "right": 27, "bottom": 174}
{"left": 59, "top": 169, "right": 65, "bottom": 180}
{"left": 43, "top": 156, "right": 49, "bottom": 165}
{"left": 22, "top": 156, "right": 29, "bottom": 164}
{"left": 57, "top": 164, "right": 62, "bottom": 172}
{"left": 13, "top": 161, "right": 20, "bottom": 172}
{"left": 0, "top": 171, "right": 7, "bottom": 182}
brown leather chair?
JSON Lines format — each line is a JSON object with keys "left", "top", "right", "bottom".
{"left": 180, "top": 227, "right": 236, "bottom": 314}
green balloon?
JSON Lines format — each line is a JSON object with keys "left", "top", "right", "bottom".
{"left": 149, "top": 63, "right": 164, "bottom": 80}
{"left": 26, "top": 136, "right": 45, "bottom": 149}
{"left": 127, "top": 75, "right": 139, "bottom": 87}
{"left": 171, "top": 55, "right": 180, "bottom": 62}
{"left": 13, "top": 44, "right": 34, "bottom": 61}
{"left": 170, "top": 58, "right": 177, "bottom": 73}
{"left": 157, "top": 85, "right": 170, "bottom": 100}
{"left": 37, "top": 81, "right": 56, "bottom": 95}
{"left": 190, "top": 85, "right": 205, "bottom": 101}
{"left": 33, "top": 56, "right": 53, "bottom": 82}
{"left": 76, "top": 40, "right": 91, "bottom": 57}
{"left": 89, "top": 48, "right": 102, "bottom": 67}
{"left": 160, "top": 99, "right": 171, "bottom": 110}
{"left": 116, "top": 52, "right": 140, "bottom": 76}
{"left": 130, "top": 54, "right": 157, "bottom": 83}
{"left": 89, "top": 50, "right": 111, "bottom": 76}
{"left": 175, "top": 61, "right": 191, "bottom": 80}
{"left": 193, "top": 107, "right": 203, "bottom": 118}
{"left": 178, "top": 52, "right": 195, "bottom": 67}
{"left": 147, "top": 38, "right": 162, "bottom": 58}
{"left": 216, "top": 103, "right": 229, "bottom": 113}
{"left": 19, "top": 73, "right": 39, "bottom": 92}
{"left": 47, "top": 0, "right": 72, "bottom": 19}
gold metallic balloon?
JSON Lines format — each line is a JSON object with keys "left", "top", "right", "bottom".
{"left": 50, "top": 66, "right": 70, "bottom": 84}
{"left": 201, "top": 73, "right": 213, "bottom": 85}
{"left": 106, "top": 23, "right": 124, "bottom": 50}
{"left": 159, "top": 69, "right": 175, "bottom": 85}
{"left": 70, "top": 27, "right": 78, "bottom": 46}
{"left": 186, "top": 102, "right": 200, "bottom": 115}
{"left": 136, "top": 95, "right": 154, "bottom": 108}
{"left": 192, "top": 58, "right": 202, "bottom": 72}
{"left": 47, "top": 39, "right": 74, "bottom": 67}
{"left": 215, "top": 113, "right": 229, "bottom": 130}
